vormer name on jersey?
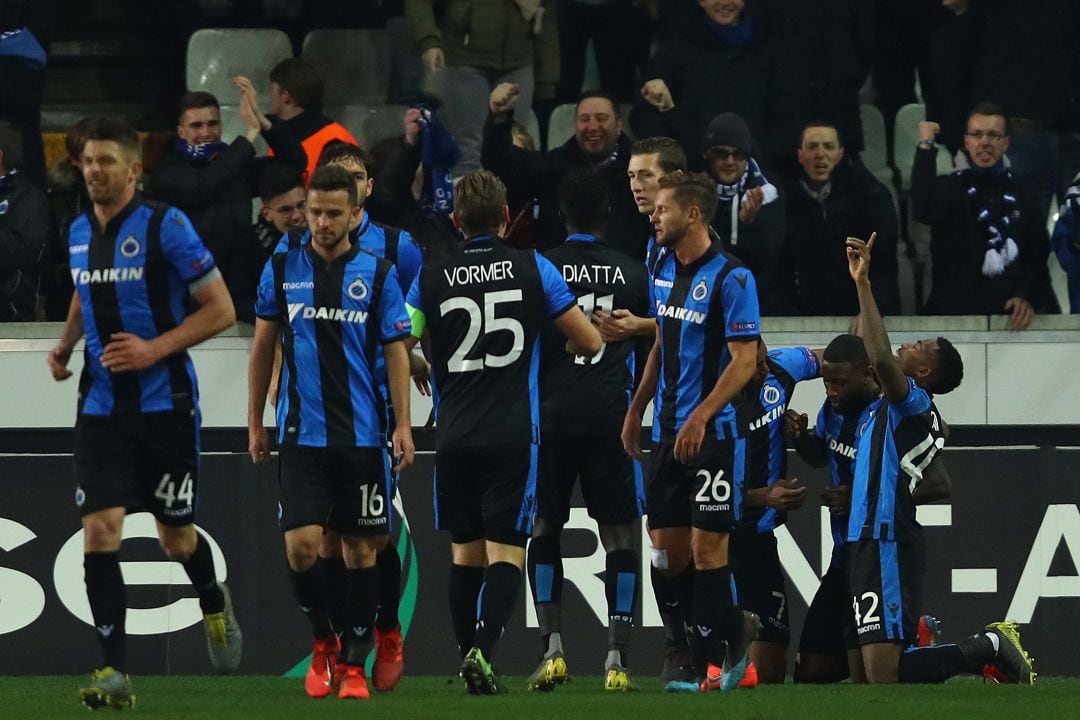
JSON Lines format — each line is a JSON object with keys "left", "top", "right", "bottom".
{"left": 443, "top": 260, "right": 514, "bottom": 286}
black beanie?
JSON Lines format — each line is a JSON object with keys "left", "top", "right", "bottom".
{"left": 702, "top": 112, "right": 752, "bottom": 156}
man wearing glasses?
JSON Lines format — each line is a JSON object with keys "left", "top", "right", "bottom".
{"left": 913, "top": 102, "right": 1058, "bottom": 328}
{"left": 699, "top": 112, "right": 790, "bottom": 316}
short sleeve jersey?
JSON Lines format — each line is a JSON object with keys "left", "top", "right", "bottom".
{"left": 539, "top": 234, "right": 653, "bottom": 436}
{"left": 650, "top": 241, "right": 761, "bottom": 442}
{"left": 848, "top": 378, "right": 947, "bottom": 543}
{"left": 735, "top": 346, "right": 820, "bottom": 532}
{"left": 255, "top": 242, "right": 411, "bottom": 448}
{"left": 405, "top": 236, "right": 576, "bottom": 449}
{"left": 814, "top": 397, "right": 875, "bottom": 548}
{"left": 69, "top": 198, "right": 216, "bottom": 416}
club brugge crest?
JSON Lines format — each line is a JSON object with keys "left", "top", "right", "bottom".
{"left": 692, "top": 278, "right": 708, "bottom": 302}
{"left": 762, "top": 383, "right": 782, "bottom": 405}
{"left": 120, "top": 234, "right": 141, "bottom": 258}
{"left": 347, "top": 276, "right": 368, "bottom": 300}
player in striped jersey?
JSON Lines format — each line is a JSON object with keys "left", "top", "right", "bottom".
{"left": 842, "top": 234, "right": 1034, "bottom": 685}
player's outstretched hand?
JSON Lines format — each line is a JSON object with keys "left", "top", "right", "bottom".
{"left": 621, "top": 411, "right": 644, "bottom": 460}
{"left": 101, "top": 332, "right": 159, "bottom": 373}
{"left": 392, "top": 426, "right": 415, "bottom": 472}
{"left": 765, "top": 478, "right": 807, "bottom": 511}
{"left": 249, "top": 425, "right": 271, "bottom": 464}
{"left": 48, "top": 343, "right": 73, "bottom": 381}
{"left": 782, "top": 409, "right": 807, "bottom": 442}
{"left": 673, "top": 412, "right": 706, "bottom": 464}
{"left": 821, "top": 484, "right": 852, "bottom": 515}
{"left": 845, "top": 231, "right": 876, "bottom": 283}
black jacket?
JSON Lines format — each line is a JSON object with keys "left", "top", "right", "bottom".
{"left": 630, "top": 9, "right": 774, "bottom": 170}
{"left": 756, "top": 0, "right": 873, "bottom": 158}
{"left": 0, "top": 169, "right": 50, "bottom": 321}
{"left": 911, "top": 147, "right": 1058, "bottom": 315}
{"left": 481, "top": 113, "right": 650, "bottom": 256}
{"left": 152, "top": 122, "right": 305, "bottom": 314}
{"left": 709, "top": 180, "right": 792, "bottom": 316}
{"left": 782, "top": 157, "right": 900, "bottom": 316}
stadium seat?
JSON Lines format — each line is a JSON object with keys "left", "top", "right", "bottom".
{"left": 326, "top": 104, "right": 410, "bottom": 148}
{"left": 186, "top": 29, "right": 292, "bottom": 100}
{"left": 893, "top": 103, "right": 925, "bottom": 192}
{"left": 860, "top": 104, "right": 892, "bottom": 185}
{"left": 547, "top": 103, "right": 577, "bottom": 150}
{"left": 301, "top": 29, "right": 391, "bottom": 106}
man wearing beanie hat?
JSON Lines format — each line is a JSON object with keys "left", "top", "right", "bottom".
{"left": 701, "top": 113, "right": 792, "bottom": 315}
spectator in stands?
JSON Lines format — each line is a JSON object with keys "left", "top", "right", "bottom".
{"left": 405, "top": 0, "right": 559, "bottom": 175}
{"left": 782, "top": 121, "right": 900, "bottom": 316}
{"left": 266, "top": 58, "right": 359, "bottom": 180}
{"left": 912, "top": 104, "right": 1058, "bottom": 329}
{"left": 0, "top": 2, "right": 51, "bottom": 190}
{"left": 631, "top": 0, "right": 774, "bottom": 172}
{"left": 365, "top": 109, "right": 460, "bottom": 256}
{"left": 40, "top": 116, "right": 93, "bottom": 320}
{"left": 234, "top": 161, "right": 308, "bottom": 324}
{"left": 700, "top": 112, "right": 790, "bottom": 315}
{"left": 154, "top": 80, "right": 306, "bottom": 320}
{"left": 1051, "top": 171, "right": 1080, "bottom": 314}
{"left": 960, "top": 0, "right": 1080, "bottom": 225}
{"left": 482, "top": 85, "right": 648, "bottom": 255}
{"left": 757, "top": 0, "right": 873, "bottom": 170}
{"left": 0, "top": 120, "right": 49, "bottom": 321}
{"left": 556, "top": 0, "right": 636, "bottom": 105}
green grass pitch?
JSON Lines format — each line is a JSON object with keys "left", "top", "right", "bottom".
{"left": 5, "top": 675, "right": 1080, "bottom": 720}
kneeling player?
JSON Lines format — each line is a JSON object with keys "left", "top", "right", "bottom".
{"left": 248, "top": 165, "right": 416, "bottom": 700}
{"left": 730, "top": 340, "right": 821, "bottom": 684}
{"left": 842, "top": 234, "right": 1033, "bottom": 685}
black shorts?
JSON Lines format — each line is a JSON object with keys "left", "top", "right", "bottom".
{"left": 435, "top": 442, "right": 535, "bottom": 547}
{"left": 730, "top": 529, "right": 789, "bottom": 645}
{"left": 278, "top": 445, "right": 392, "bottom": 537}
{"left": 845, "top": 538, "right": 923, "bottom": 647}
{"left": 799, "top": 544, "right": 850, "bottom": 657}
{"left": 537, "top": 432, "right": 645, "bottom": 526}
{"left": 74, "top": 407, "right": 200, "bottom": 527}
{"left": 646, "top": 437, "right": 746, "bottom": 532}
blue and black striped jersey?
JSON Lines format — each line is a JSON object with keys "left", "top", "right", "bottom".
{"left": 649, "top": 241, "right": 761, "bottom": 442}
{"left": 848, "top": 378, "right": 946, "bottom": 543}
{"left": 69, "top": 198, "right": 216, "bottom": 416}
{"left": 274, "top": 213, "right": 422, "bottom": 297}
{"left": 814, "top": 398, "right": 874, "bottom": 549}
{"left": 256, "top": 243, "right": 411, "bottom": 448}
{"left": 736, "top": 346, "right": 820, "bottom": 533}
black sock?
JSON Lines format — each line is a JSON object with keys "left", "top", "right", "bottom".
{"left": 85, "top": 552, "right": 126, "bottom": 672}
{"left": 449, "top": 564, "right": 485, "bottom": 659}
{"left": 652, "top": 566, "right": 687, "bottom": 648}
{"left": 527, "top": 536, "right": 563, "bottom": 653}
{"left": 693, "top": 566, "right": 743, "bottom": 667}
{"left": 341, "top": 566, "right": 379, "bottom": 666}
{"left": 180, "top": 534, "right": 224, "bottom": 615}
{"left": 605, "top": 549, "right": 638, "bottom": 661}
{"left": 375, "top": 543, "right": 402, "bottom": 632}
{"left": 670, "top": 565, "right": 700, "bottom": 668}
{"left": 898, "top": 635, "right": 996, "bottom": 684}
{"left": 287, "top": 565, "right": 334, "bottom": 640}
{"left": 320, "top": 556, "right": 347, "bottom": 635}
{"left": 473, "top": 562, "right": 522, "bottom": 661}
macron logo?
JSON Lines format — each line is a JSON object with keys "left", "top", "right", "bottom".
{"left": 97, "top": 624, "right": 115, "bottom": 638}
